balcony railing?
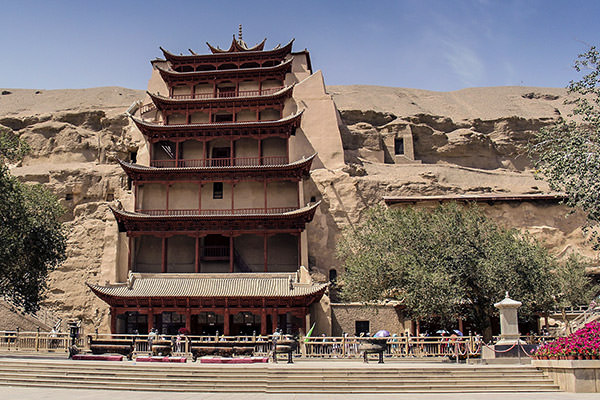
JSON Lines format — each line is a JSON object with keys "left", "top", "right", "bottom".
{"left": 138, "top": 87, "right": 284, "bottom": 116}
{"left": 202, "top": 245, "right": 229, "bottom": 260}
{"left": 171, "top": 86, "right": 284, "bottom": 100}
{"left": 150, "top": 156, "right": 288, "bottom": 168}
{"left": 137, "top": 207, "right": 296, "bottom": 216}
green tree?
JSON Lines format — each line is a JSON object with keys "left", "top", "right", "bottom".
{"left": 529, "top": 46, "right": 600, "bottom": 239}
{"left": 0, "top": 127, "right": 67, "bottom": 312}
{"left": 553, "top": 253, "right": 597, "bottom": 333}
{"left": 336, "top": 204, "right": 591, "bottom": 338}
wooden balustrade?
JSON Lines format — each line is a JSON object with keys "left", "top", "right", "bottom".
{"left": 171, "top": 86, "right": 284, "bottom": 100}
{"left": 137, "top": 207, "right": 296, "bottom": 216}
{"left": 150, "top": 156, "right": 288, "bottom": 168}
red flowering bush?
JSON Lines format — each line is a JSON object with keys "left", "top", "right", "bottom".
{"left": 535, "top": 321, "right": 600, "bottom": 359}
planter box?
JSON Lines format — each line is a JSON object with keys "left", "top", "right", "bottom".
{"left": 533, "top": 359, "right": 600, "bottom": 392}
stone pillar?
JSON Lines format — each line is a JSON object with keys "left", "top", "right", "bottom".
{"left": 494, "top": 292, "right": 524, "bottom": 345}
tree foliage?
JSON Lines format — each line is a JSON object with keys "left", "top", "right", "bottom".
{"left": 529, "top": 46, "right": 600, "bottom": 236}
{"left": 0, "top": 128, "right": 67, "bottom": 312}
{"left": 337, "top": 204, "right": 595, "bottom": 336}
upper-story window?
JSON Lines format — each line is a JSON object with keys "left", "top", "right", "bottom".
{"left": 213, "top": 182, "right": 223, "bottom": 199}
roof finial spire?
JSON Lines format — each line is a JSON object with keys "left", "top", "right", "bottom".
{"left": 238, "top": 24, "right": 243, "bottom": 41}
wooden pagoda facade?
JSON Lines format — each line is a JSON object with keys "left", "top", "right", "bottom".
{"left": 90, "top": 33, "right": 324, "bottom": 336}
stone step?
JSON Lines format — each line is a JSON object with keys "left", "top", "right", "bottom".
{"left": 0, "top": 359, "right": 559, "bottom": 393}
{"left": 0, "top": 361, "right": 543, "bottom": 373}
{"left": 0, "top": 370, "right": 550, "bottom": 382}
{"left": 0, "top": 379, "right": 560, "bottom": 393}
{"left": 0, "top": 372, "right": 555, "bottom": 384}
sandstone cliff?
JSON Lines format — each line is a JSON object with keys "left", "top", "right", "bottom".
{"left": 0, "top": 85, "right": 593, "bottom": 333}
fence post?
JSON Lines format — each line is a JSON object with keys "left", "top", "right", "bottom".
{"left": 36, "top": 327, "right": 40, "bottom": 352}
{"left": 341, "top": 336, "right": 346, "bottom": 357}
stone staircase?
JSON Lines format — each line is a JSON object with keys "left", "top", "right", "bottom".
{"left": 0, "top": 359, "right": 560, "bottom": 393}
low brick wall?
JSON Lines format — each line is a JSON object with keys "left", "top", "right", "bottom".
{"left": 533, "top": 359, "right": 600, "bottom": 392}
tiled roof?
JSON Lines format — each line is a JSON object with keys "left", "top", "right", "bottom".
{"left": 159, "top": 40, "right": 294, "bottom": 63}
{"left": 88, "top": 273, "right": 327, "bottom": 299}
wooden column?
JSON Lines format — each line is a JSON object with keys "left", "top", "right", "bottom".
{"left": 229, "top": 236, "right": 234, "bottom": 273}
{"left": 263, "top": 179, "right": 268, "bottom": 211}
{"left": 186, "top": 308, "right": 192, "bottom": 333}
{"left": 128, "top": 236, "right": 133, "bottom": 272}
{"left": 175, "top": 141, "right": 180, "bottom": 167}
{"left": 271, "top": 309, "right": 278, "bottom": 333}
{"left": 224, "top": 308, "right": 230, "bottom": 336}
{"left": 258, "top": 139, "right": 262, "bottom": 165}
{"left": 230, "top": 139, "right": 234, "bottom": 165}
{"left": 258, "top": 79, "right": 262, "bottom": 95}
{"left": 147, "top": 308, "right": 153, "bottom": 333}
{"left": 203, "top": 140, "right": 208, "bottom": 166}
{"left": 194, "top": 236, "right": 200, "bottom": 273}
{"left": 198, "top": 183, "right": 202, "bottom": 211}
{"left": 297, "top": 233, "right": 301, "bottom": 269}
{"left": 110, "top": 307, "right": 117, "bottom": 334}
{"left": 165, "top": 184, "right": 170, "bottom": 212}
{"left": 191, "top": 83, "right": 196, "bottom": 99}
{"left": 264, "top": 234, "right": 268, "bottom": 272}
{"left": 286, "top": 139, "right": 290, "bottom": 163}
{"left": 231, "top": 182, "right": 235, "bottom": 210}
{"left": 134, "top": 184, "right": 139, "bottom": 210}
{"left": 161, "top": 237, "right": 168, "bottom": 273}
{"left": 261, "top": 308, "right": 267, "bottom": 335}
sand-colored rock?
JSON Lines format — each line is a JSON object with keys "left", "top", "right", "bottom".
{"left": 1, "top": 85, "right": 595, "bottom": 334}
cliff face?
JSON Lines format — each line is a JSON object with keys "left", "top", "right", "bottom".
{"left": 0, "top": 85, "right": 593, "bottom": 332}
{"left": 1, "top": 87, "right": 144, "bottom": 330}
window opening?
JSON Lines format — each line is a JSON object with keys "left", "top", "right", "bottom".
{"left": 213, "top": 182, "right": 223, "bottom": 199}
{"left": 355, "top": 320, "right": 370, "bottom": 336}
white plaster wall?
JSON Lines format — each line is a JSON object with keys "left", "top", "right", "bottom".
{"left": 262, "top": 138, "right": 286, "bottom": 157}
{"left": 267, "top": 181, "right": 297, "bottom": 208}
{"left": 267, "top": 234, "right": 298, "bottom": 272}
{"left": 259, "top": 109, "right": 280, "bottom": 121}
{"left": 235, "top": 138, "right": 257, "bottom": 159}
{"left": 167, "top": 235, "right": 195, "bottom": 273}
{"left": 167, "top": 113, "right": 186, "bottom": 125}
{"left": 140, "top": 184, "right": 166, "bottom": 209}
{"left": 172, "top": 85, "right": 190, "bottom": 96}
{"left": 135, "top": 235, "right": 162, "bottom": 273}
{"left": 201, "top": 182, "right": 231, "bottom": 209}
{"left": 239, "top": 80, "right": 259, "bottom": 91}
{"left": 234, "top": 181, "right": 263, "bottom": 208}
{"left": 234, "top": 234, "right": 264, "bottom": 272}
{"left": 182, "top": 140, "right": 204, "bottom": 159}
{"left": 236, "top": 109, "right": 256, "bottom": 122}
{"left": 170, "top": 183, "right": 199, "bottom": 209}
{"left": 190, "top": 112, "right": 209, "bottom": 123}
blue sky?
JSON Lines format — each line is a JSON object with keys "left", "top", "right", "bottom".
{"left": 1, "top": 0, "right": 598, "bottom": 91}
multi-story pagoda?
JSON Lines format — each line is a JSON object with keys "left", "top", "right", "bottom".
{"left": 89, "top": 30, "right": 329, "bottom": 336}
